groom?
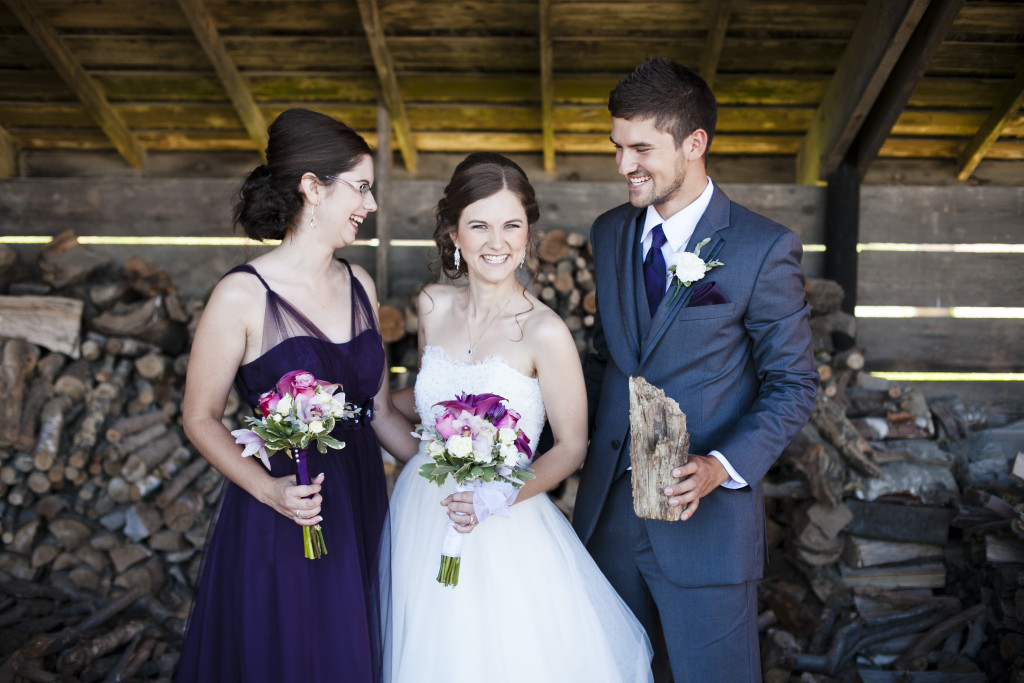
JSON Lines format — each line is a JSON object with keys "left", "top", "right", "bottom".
{"left": 574, "top": 58, "right": 818, "bottom": 682}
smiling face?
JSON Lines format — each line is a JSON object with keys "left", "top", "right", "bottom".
{"left": 611, "top": 116, "right": 707, "bottom": 220}
{"left": 450, "top": 188, "right": 529, "bottom": 286}
{"left": 321, "top": 154, "right": 377, "bottom": 245}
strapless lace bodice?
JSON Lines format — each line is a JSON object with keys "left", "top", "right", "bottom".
{"left": 414, "top": 345, "right": 546, "bottom": 448}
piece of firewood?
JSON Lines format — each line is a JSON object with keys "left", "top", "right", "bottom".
{"left": 105, "top": 409, "right": 172, "bottom": 444}
{"left": 156, "top": 457, "right": 208, "bottom": 510}
{"left": 59, "top": 618, "right": 148, "bottom": 672}
{"left": 843, "top": 536, "right": 944, "bottom": 569}
{"left": 0, "top": 295, "right": 85, "bottom": 358}
{"left": 378, "top": 304, "right": 405, "bottom": 343}
{"left": 32, "top": 395, "right": 72, "bottom": 472}
{"left": 628, "top": 376, "right": 689, "bottom": 522}
{"left": 18, "top": 585, "right": 145, "bottom": 659}
{"left": 0, "top": 338, "right": 29, "bottom": 447}
{"left": 538, "top": 229, "right": 572, "bottom": 263}
{"left": 810, "top": 393, "right": 882, "bottom": 478}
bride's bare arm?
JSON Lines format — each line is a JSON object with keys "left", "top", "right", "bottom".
{"left": 182, "top": 276, "right": 324, "bottom": 526}
{"left": 513, "top": 313, "right": 588, "bottom": 501}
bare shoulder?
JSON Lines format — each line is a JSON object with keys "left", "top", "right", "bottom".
{"left": 521, "top": 296, "right": 573, "bottom": 347}
{"left": 418, "top": 283, "right": 460, "bottom": 317}
{"left": 206, "top": 268, "right": 264, "bottom": 319}
{"left": 347, "top": 262, "right": 376, "bottom": 297}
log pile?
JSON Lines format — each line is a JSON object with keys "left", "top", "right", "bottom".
{"left": 757, "top": 278, "right": 1021, "bottom": 682}
{"left": 0, "top": 238, "right": 218, "bottom": 682}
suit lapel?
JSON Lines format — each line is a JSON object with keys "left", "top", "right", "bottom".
{"left": 639, "top": 187, "right": 731, "bottom": 366}
{"left": 613, "top": 206, "right": 645, "bottom": 359}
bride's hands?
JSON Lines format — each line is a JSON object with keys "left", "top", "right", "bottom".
{"left": 441, "top": 491, "right": 478, "bottom": 534}
{"left": 261, "top": 472, "right": 325, "bottom": 527}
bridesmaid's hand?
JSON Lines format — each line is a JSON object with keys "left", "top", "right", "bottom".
{"left": 441, "top": 492, "right": 478, "bottom": 534}
{"left": 262, "top": 472, "right": 324, "bottom": 526}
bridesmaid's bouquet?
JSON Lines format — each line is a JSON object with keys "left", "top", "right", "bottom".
{"left": 414, "top": 392, "right": 534, "bottom": 586}
{"left": 231, "top": 370, "right": 361, "bottom": 559}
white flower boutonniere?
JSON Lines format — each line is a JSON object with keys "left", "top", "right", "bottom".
{"left": 666, "top": 237, "right": 724, "bottom": 303}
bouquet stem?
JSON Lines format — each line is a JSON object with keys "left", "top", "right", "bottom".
{"left": 292, "top": 448, "right": 327, "bottom": 560}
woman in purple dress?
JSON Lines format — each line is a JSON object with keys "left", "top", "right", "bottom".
{"left": 177, "top": 109, "right": 417, "bottom": 682}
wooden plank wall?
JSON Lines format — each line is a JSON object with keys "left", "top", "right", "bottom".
{"left": 1, "top": 179, "right": 1021, "bottom": 412}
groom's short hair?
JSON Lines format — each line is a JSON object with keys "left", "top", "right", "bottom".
{"left": 609, "top": 57, "right": 717, "bottom": 154}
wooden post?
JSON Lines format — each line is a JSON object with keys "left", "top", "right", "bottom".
{"left": 628, "top": 376, "right": 689, "bottom": 522}
{"left": 375, "top": 98, "right": 391, "bottom": 302}
{"left": 824, "top": 157, "right": 859, "bottom": 315}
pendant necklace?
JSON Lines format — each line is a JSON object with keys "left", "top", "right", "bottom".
{"left": 466, "top": 290, "right": 517, "bottom": 356}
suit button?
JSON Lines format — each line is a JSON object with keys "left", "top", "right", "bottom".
{"left": 611, "top": 439, "right": 620, "bottom": 450}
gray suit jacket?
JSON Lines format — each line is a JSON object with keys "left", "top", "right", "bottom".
{"left": 574, "top": 186, "right": 818, "bottom": 587}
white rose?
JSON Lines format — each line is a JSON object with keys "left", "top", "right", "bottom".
{"left": 426, "top": 440, "right": 445, "bottom": 457}
{"left": 669, "top": 251, "right": 708, "bottom": 285}
{"left": 500, "top": 442, "right": 521, "bottom": 468}
{"left": 497, "top": 427, "right": 517, "bottom": 445}
{"left": 275, "top": 394, "right": 293, "bottom": 414}
{"left": 308, "top": 420, "right": 325, "bottom": 434}
{"left": 446, "top": 435, "right": 474, "bottom": 459}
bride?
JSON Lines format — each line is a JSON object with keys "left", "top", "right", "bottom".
{"left": 388, "top": 152, "right": 653, "bottom": 682}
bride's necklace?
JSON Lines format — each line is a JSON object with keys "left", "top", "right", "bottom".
{"left": 466, "top": 290, "right": 517, "bottom": 356}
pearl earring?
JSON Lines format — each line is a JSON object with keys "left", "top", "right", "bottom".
{"left": 310, "top": 204, "right": 318, "bottom": 230}
{"left": 453, "top": 247, "right": 461, "bottom": 270}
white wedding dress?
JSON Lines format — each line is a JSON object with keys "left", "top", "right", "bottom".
{"left": 388, "top": 345, "right": 653, "bottom": 683}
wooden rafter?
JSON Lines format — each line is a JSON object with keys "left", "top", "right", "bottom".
{"left": 0, "top": 125, "right": 15, "bottom": 178}
{"left": 795, "top": 0, "right": 929, "bottom": 185}
{"left": 852, "top": 0, "right": 964, "bottom": 178}
{"left": 174, "top": 0, "right": 268, "bottom": 161}
{"left": 699, "top": 0, "right": 733, "bottom": 90}
{"left": 957, "top": 66, "right": 1024, "bottom": 181}
{"left": 540, "top": 0, "right": 555, "bottom": 173}
{"left": 355, "top": 0, "right": 418, "bottom": 173}
{"left": 3, "top": 0, "right": 146, "bottom": 170}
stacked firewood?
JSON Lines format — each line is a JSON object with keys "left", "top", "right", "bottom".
{"left": 757, "top": 278, "right": 1022, "bottom": 682}
{"left": 0, "top": 236, "right": 215, "bottom": 681}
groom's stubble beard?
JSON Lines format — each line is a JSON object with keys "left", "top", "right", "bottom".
{"left": 628, "top": 163, "right": 686, "bottom": 210}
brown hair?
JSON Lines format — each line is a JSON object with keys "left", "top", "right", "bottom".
{"left": 609, "top": 57, "right": 717, "bottom": 156}
{"left": 233, "top": 108, "right": 372, "bottom": 241}
{"left": 433, "top": 152, "right": 540, "bottom": 280}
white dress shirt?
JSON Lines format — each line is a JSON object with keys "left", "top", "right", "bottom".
{"left": 639, "top": 178, "right": 748, "bottom": 490}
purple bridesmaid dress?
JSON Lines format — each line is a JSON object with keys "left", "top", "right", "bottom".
{"left": 176, "top": 261, "right": 390, "bottom": 683}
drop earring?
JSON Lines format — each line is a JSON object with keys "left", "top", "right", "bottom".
{"left": 520, "top": 251, "right": 526, "bottom": 268}
{"left": 453, "top": 246, "right": 461, "bottom": 270}
{"left": 310, "top": 204, "right": 318, "bottom": 230}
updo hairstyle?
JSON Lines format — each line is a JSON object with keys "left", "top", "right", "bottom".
{"left": 433, "top": 152, "right": 541, "bottom": 280}
{"left": 233, "top": 108, "right": 372, "bottom": 241}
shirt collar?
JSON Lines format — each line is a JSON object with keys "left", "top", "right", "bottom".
{"left": 641, "top": 177, "right": 715, "bottom": 253}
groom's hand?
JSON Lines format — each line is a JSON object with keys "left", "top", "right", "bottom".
{"left": 664, "top": 455, "right": 729, "bottom": 521}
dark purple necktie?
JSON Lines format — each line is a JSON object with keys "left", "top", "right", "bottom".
{"left": 643, "top": 224, "right": 667, "bottom": 316}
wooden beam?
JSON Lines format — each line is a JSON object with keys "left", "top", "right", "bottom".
{"left": 375, "top": 100, "right": 391, "bottom": 301}
{"left": 795, "top": 0, "right": 929, "bottom": 185}
{"left": 355, "top": 0, "right": 418, "bottom": 173}
{"left": 824, "top": 158, "right": 860, "bottom": 314}
{"left": 957, "top": 65, "right": 1024, "bottom": 181}
{"left": 540, "top": 0, "right": 555, "bottom": 173}
{"left": 852, "top": 0, "right": 965, "bottom": 178}
{"left": 3, "top": 0, "right": 146, "bottom": 170}
{"left": 174, "top": 0, "right": 268, "bottom": 161}
{"left": 699, "top": 0, "right": 734, "bottom": 90}
{"left": 0, "top": 125, "right": 16, "bottom": 178}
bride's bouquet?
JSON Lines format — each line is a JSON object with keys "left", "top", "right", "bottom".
{"left": 414, "top": 392, "right": 534, "bottom": 586}
{"left": 231, "top": 370, "right": 361, "bottom": 559}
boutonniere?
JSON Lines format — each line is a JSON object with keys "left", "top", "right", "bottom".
{"left": 667, "top": 238, "right": 724, "bottom": 303}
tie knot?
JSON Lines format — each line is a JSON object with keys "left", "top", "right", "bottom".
{"left": 650, "top": 224, "right": 667, "bottom": 250}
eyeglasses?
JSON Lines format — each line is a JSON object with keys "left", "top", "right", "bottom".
{"left": 326, "top": 175, "right": 373, "bottom": 197}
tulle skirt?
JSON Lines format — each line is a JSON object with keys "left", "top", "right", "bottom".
{"left": 387, "top": 451, "right": 653, "bottom": 683}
